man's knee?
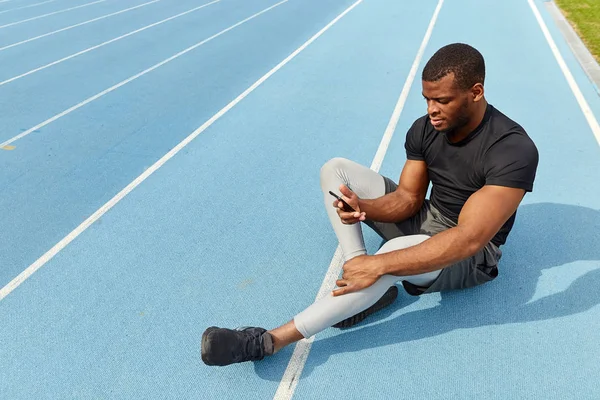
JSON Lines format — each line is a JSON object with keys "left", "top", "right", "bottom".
{"left": 376, "top": 234, "right": 431, "bottom": 254}
{"left": 320, "top": 157, "right": 352, "bottom": 186}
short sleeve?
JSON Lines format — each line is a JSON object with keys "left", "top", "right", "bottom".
{"left": 404, "top": 118, "right": 426, "bottom": 161}
{"left": 484, "top": 133, "right": 539, "bottom": 192}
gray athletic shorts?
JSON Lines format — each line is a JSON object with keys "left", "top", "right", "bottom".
{"left": 364, "top": 177, "right": 503, "bottom": 296}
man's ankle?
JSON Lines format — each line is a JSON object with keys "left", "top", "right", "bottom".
{"left": 262, "top": 332, "right": 274, "bottom": 356}
{"left": 268, "top": 323, "right": 305, "bottom": 353}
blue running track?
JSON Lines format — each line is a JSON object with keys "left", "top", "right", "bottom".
{"left": 1, "top": 0, "right": 599, "bottom": 398}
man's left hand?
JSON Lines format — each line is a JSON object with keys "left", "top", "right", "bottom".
{"left": 333, "top": 255, "right": 382, "bottom": 296}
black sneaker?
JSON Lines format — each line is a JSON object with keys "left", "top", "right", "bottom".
{"left": 201, "top": 326, "right": 274, "bottom": 366}
{"left": 332, "top": 285, "right": 398, "bottom": 329}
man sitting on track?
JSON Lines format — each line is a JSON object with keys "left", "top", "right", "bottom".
{"left": 201, "top": 43, "right": 539, "bottom": 367}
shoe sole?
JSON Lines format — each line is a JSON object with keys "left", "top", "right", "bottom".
{"left": 333, "top": 285, "right": 398, "bottom": 329}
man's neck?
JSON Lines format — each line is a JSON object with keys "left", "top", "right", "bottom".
{"left": 448, "top": 100, "right": 488, "bottom": 143}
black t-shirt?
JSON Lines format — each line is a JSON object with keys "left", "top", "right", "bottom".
{"left": 404, "top": 103, "right": 539, "bottom": 247}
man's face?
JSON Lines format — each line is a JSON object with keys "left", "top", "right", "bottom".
{"left": 421, "top": 72, "right": 474, "bottom": 132}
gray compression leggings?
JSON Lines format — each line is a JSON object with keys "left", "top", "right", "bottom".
{"left": 293, "top": 158, "right": 441, "bottom": 338}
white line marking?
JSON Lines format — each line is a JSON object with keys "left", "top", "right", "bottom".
{"left": 0, "top": 0, "right": 159, "bottom": 51}
{"left": 0, "top": 0, "right": 217, "bottom": 85}
{"left": 544, "top": 1, "right": 600, "bottom": 94}
{"left": 273, "top": 0, "right": 444, "bottom": 398}
{"left": 273, "top": 248, "right": 345, "bottom": 399}
{"left": 0, "top": 0, "right": 106, "bottom": 29}
{"left": 527, "top": 0, "right": 600, "bottom": 147}
{"left": 0, "top": 0, "right": 274, "bottom": 148}
{"left": 0, "top": 0, "right": 58, "bottom": 15}
{"left": 0, "top": 0, "right": 290, "bottom": 301}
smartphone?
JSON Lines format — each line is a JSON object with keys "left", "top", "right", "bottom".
{"left": 329, "top": 191, "right": 355, "bottom": 212}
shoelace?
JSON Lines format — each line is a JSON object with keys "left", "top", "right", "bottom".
{"left": 237, "top": 328, "right": 266, "bottom": 360}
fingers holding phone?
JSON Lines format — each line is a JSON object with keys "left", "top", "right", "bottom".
{"left": 329, "top": 185, "right": 365, "bottom": 224}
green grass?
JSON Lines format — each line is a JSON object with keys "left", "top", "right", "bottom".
{"left": 555, "top": 0, "right": 600, "bottom": 62}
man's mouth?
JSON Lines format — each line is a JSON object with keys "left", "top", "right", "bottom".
{"left": 430, "top": 118, "right": 444, "bottom": 127}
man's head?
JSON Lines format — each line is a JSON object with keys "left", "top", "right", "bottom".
{"left": 421, "top": 43, "right": 486, "bottom": 133}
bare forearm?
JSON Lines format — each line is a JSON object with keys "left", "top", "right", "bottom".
{"left": 358, "top": 190, "right": 421, "bottom": 223}
{"left": 375, "top": 227, "right": 482, "bottom": 277}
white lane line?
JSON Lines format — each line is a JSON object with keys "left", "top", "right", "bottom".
{"left": 0, "top": 0, "right": 59, "bottom": 15}
{"left": 544, "top": 1, "right": 600, "bottom": 95}
{"left": 0, "top": 0, "right": 160, "bottom": 51}
{"left": 0, "top": 0, "right": 247, "bottom": 148}
{"left": 272, "top": 0, "right": 445, "bottom": 398}
{"left": 0, "top": 0, "right": 291, "bottom": 301}
{"left": 0, "top": 0, "right": 218, "bottom": 85}
{"left": 527, "top": 0, "right": 600, "bottom": 148}
{"left": 0, "top": 0, "right": 106, "bottom": 29}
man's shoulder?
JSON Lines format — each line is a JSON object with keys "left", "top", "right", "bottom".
{"left": 406, "top": 113, "right": 436, "bottom": 139}
{"left": 483, "top": 106, "right": 539, "bottom": 178}
{"left": 485, "top": 105, "right": 537, "bottom": 152}
{"left": 482, "top": 106, "right": 540, "bottom": 192}
{"left": 404, "top": 114, "right": 437, "bottom": 161}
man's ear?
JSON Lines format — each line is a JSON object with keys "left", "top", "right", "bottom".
{"left": 471, "top": 83, "right": 484, "bottom": 102}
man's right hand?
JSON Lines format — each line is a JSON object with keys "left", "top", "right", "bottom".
{"left": 334, "top": 185, "right": 366, "bottom": 224}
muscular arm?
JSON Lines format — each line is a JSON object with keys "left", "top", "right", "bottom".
{"left": 375, "top": 185, "right": 525, "bottom": 277}
{"left": 359, "top": 160, "right": 429, "bottom": 223}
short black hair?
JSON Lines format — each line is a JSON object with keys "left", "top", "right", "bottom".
{"left": 422, "top": 43, "right": 485, "bottom": 90}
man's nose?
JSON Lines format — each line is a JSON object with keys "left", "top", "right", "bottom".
{"left": 427, "top": 100, "right": 439, "bottom": 116}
